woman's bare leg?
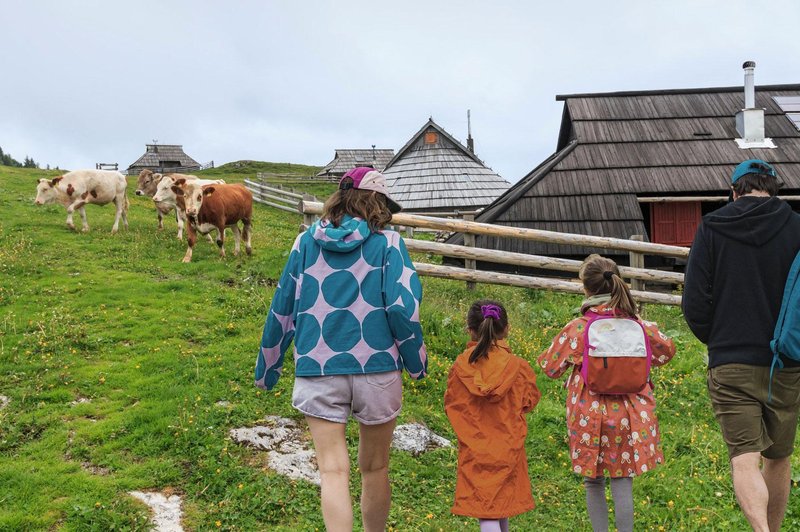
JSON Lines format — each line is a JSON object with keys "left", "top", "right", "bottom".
{"left": 358, "top": 419, "right": 396, "bottom": 532}
{"left": 306, "top": 416, "right": 352, "bottom": 532}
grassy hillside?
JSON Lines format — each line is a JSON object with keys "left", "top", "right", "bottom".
{"left": 1, "top": 165, "right": 798, "bottom": 530}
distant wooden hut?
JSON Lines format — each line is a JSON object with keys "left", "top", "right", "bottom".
{"left": 127, "top": 144, "right": 201, "bottom": 175}
{"left": 382, "top": 118, "right": 510, "bottom": 214}
{"left": 317, "top": 149, "right": 395, "bottom": 177}
{"left": 449, "top": 80, "right": 800, "bottom": 263}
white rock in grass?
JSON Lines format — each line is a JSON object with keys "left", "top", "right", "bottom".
{"left": 129, "top": 491, "right": 183, "bottom": 532}
{"left": 0, "top": 396, "right": 8, "bottom": 409}
{"left": 391, "top": 423, "right": 451, "bottom": 456}
{"left": 230, "top": 416, "right": 320, "bottom": 485}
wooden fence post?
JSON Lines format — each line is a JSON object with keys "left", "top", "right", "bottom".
{"left": 301, "top": 194, "right": 316, "bottom": 232}
{"left": 462, "top": 212, "right": 476, "bottom": 290}
{"left": 629, "top": 235, "right": 645, "bottom": 292}
{"left": 406, "top": 226, "right": 414, "bottom": 238}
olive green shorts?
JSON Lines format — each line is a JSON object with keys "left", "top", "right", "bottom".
{"left": 707, "top": 363, "right": 800, "bottom": 460}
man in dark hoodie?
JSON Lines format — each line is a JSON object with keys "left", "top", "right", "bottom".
{"left": 683, "top": 159, "right": 800, "bottom": 532}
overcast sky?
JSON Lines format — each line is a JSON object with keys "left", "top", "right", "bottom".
{"left": 2, "top": 1, "right": 799, "bottom": 182}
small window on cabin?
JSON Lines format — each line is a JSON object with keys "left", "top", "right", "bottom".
{"left": 773, "top": 96, "right": 800, "bottom": 131}
{"left": 424, "top": 132, "right": 438, "bottom": 144}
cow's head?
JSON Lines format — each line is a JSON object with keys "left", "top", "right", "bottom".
{"left": 34, "top": 176, "right": 63, "bottom": 205}
{"left": 135, "top": 169, "right": 161, "bottom": 197}
{"left": 172, "top": 179, "right": 214, "bottom": 218}
{"left": 152, "top": 175, "right": 177, "bottom": 204}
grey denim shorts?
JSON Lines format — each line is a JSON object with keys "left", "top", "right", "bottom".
{"left": 292, "top": 370, "right": 402, "bottom": 425}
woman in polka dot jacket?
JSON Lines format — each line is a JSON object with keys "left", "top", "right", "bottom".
{"left": 256, "top": 166, "right": 427, "bottom": 531}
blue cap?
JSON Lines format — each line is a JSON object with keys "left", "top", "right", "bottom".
{"left": 731, "top": 159, "right": 777, "bottom": 184}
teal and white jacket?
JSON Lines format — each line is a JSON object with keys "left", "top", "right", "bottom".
{"left": 255, "top": 216, "right": 427, "bottom": 390}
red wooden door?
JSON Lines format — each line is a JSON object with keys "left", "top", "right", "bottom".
{"left": 650, "top": 202, "right": 701, "bottom": 246}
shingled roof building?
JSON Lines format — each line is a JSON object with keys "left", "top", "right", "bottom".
{"left": 317, "top": 149, "right": 395, "bottom": 176}
{"left": 382, "top": 118, "right": 510, "bottom": 214}
{"left": 127, "top": 144, "right": 201, "bottom": 175}
{"left": 450, "top": 70, "right": 800, "bottom": 262}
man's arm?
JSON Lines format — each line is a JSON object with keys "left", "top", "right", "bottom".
{"left": 682, "top": 224, "right": 714, "bottom": 344}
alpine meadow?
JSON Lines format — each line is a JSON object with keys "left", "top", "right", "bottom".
{"left": 1, "top": 165, "right": 798, "bottom": 530}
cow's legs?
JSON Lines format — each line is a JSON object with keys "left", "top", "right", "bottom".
{"left": 65, "top": 199, "right": 87, "bottom": 230}
{"left": 243, "top": 219, "right": 252, "bottom": 255}
{"left": 111, "top": 197, "right": 124, "bottom": 233}
{"left": 182, "top": 227, "right": 196, "bottom": 263}
{"left": 175, "top": 210, "right": 184, "bottom": 240}
{"left": 231, "top": 224, "right": 241, "bottom": 256}
{"left": 216, "top": 225, "right": 226, "bottom": 258}
{"left": 121, "top": 195, "right": 128, "bottom": 230}
{"left": 78, "top": 206, "right": 89, "bottom": 232}
{"left": 158, "top": 210, "right": 164, "bottom": 230}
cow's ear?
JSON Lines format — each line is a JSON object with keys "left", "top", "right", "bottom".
{"left": 174, "top": 178, "right": 186, "bottom": 187}
{"left": 171, "top": 185, "right": 184, "bottom": 196}
{"left": 50, "top": 176, "right": 63, "bottom": 187}
{"left": 153, "top": 173, "right": 162, "bottom": 180}
{"left": 203, "top": 186, "right": 215, "bottom": 196}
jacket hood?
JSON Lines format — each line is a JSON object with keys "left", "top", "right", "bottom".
{"left": 452, "top": 340, "right": 521, "bottom": 401}
{"left": 704, "top": 196, "right": 793, "bottom": 247}
{"left": 311, "top": 215, "right": 372, "bottom": 252}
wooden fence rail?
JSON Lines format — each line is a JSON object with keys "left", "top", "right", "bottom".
{"left": 299, "top": 199, "right": 687, "bottom": 306}
{"left": 244, "top": 179, "right": 315, "bottom": 214}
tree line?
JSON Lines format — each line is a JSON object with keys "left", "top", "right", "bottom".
{"left": 0, "top": 146, "right": 39, "bottom": 168}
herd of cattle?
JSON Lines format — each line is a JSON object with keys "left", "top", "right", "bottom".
{"left": 33, "top": 169, "right": 254, "bottom": 262}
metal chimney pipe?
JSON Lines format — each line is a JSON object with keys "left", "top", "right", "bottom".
{"left": 743, "top": 61, "right": 756, "bottom": 109}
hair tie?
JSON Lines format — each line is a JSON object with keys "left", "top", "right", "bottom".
{"left": 603, "top": 271, "right": 613, "bottom": 281}
{"left": 481, "top": 304, "right": 501, "bottom": 320}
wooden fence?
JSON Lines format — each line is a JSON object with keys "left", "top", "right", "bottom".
{"left": 244, "top": 179, "right": 318, "bottom": 214}
{"left": 256, "top": 172, "right": 338, "bottom": 183}
{"left": 299, "top": 199, "right": 687, "bottom": 306}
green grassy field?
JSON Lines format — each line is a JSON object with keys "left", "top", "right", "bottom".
{"left": 1, "top": 165, "right": 798, "bottom": 531}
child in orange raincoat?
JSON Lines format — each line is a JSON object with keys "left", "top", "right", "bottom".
{"left": 445, "top": 300, "right": 541, "bottom": 532}
{"left": 537, "top": 255, "right": 676, "bottom": 532}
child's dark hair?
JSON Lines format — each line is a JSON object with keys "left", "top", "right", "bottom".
{"left": 466, "top": 300, "right": 508, "bottom": 364}
{"left": 321, "top": 176, "right": 392, "bottom": 232}
{"left": 579, "top": 254, "right": 638, "bottom": 317}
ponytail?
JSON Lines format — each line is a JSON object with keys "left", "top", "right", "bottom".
{"left": 466, "top": 300, "right": 509, "bottom": 363}
{"left": 579, "top": 254, "right": 638, "bottom": 317}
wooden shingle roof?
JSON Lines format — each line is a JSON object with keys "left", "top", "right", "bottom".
{"left": 317, "top": 149, "right": 395, "bottom": 176}
{"left": 128, "top": 144, "right": 200, "bottom": 170}
{"left": 383, "top": 119, "right": 510, "bottom": 213}
{"left": 450, "top": 84, "right": 800, "bottom": 257}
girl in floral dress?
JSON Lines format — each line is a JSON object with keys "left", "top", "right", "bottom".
{"left": 537, "top": 254, "right": 676, "bottom": 532}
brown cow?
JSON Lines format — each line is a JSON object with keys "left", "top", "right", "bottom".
{"left": 172, "top": 179, "right": 253, "bottom": 263}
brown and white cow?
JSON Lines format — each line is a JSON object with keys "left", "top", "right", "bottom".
{"left": 171, "top": 179, "right": 252, "bottom": 263}
{"left": 152, "top": 174, "right": 225, "bottom": 240}
{"left": 135, "top": 170, "right": 199, "bottom": 233}
{"left": 34, "top": 169, "right": 128, "bottom": 233}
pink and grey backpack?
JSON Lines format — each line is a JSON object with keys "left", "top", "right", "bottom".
{"left": 581, "top": 310, "right": 653, "bottom": 394}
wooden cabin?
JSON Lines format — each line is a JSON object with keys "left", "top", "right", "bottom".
{"left": 382, "top": 118, "right": 510, "bottom": 214}
{"left": 317, "top": 149, "right": 395, "bottom": 177}
{"left": 127, "top": 144, "right": 201, "bottom": 175}
{"left": 448, "top": 81, "right": 800, "bottom": 265}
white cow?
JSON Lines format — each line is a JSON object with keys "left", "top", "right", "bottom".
{"left": 153, "top": 174, "right": 225, "bottom": 240}
{"left": 34, "top": 170, "right": 128, "bottom": 233}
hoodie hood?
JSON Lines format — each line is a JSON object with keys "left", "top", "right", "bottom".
{"left": 311, "top": 215, "right": 372, "bottom": 252}
{"left": 452, "top": 340, "right": 521, "bottom": 401}
{"left": 704, "top": 196, "right": 793, "bottom": 247}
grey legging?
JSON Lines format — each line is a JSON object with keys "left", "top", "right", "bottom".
{"left": 584, "top": 476, "right": 633, "bottom": 532}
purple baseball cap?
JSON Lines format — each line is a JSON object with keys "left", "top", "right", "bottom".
{"left": 340, "top": 167, "right": 402, "bottom": 213}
